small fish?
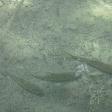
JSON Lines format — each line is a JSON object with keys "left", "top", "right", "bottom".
{"left": 64, "top": 51, "right": 112, "bottom": 74}
{"left": 32, "top": 72, "right": 81, "bottom": 83}
{"left": 1, "top": 72, "right": 44, "bottom": 97}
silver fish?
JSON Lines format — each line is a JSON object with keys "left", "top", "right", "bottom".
{"left": 64, "top": 51, "right": 112, "bottom": 74}
{"left": 32, "top": 72, "right": 81, "bottom": 83}
{"left": 1, "top": 72, "right": 44, "bottom": 97}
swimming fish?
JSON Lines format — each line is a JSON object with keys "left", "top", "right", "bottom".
{"left": 1, "top": 72, "right": 44, "bottom": 97}
{"left": 64, "top": 51, "right": 112, "bottom": 74}
{"left": 32, "top": 72, "right": 81, "bottom": 83}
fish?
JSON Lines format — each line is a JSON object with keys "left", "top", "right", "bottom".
{"left": 32, "top": 72, "right": 81, "bottom": 83}
{"left": 1, "top": 72, "right": 44, "bottom": 97}
{"left": 64, "top": 51, "right": 112, "bottom": 74}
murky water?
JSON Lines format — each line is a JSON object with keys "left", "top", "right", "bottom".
{"left": 0, "top": 0, "right": 112, "bottom": 112}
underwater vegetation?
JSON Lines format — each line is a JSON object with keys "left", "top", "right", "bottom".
{"left": 64, "top": 51, "right": 112, "bottom": 74}
{"left": 1, "top": 72, "right": 44, "bottom": 97}
{"left": 32, "top": 72, "right": 81, "bottom": 83}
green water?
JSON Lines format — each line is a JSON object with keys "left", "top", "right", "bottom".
{"left": 0, "top": 0, "right": 112, "bottom": 112}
